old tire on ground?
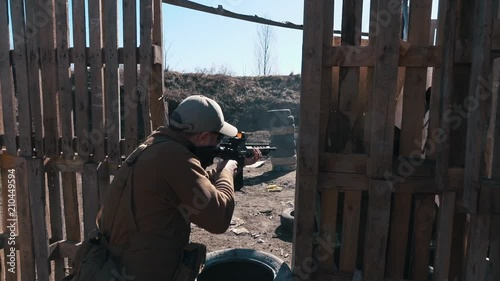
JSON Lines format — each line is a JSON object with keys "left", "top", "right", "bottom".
{"left": 197, "top": 248, "right": 292, "bottom": 281}
{"left": 280, "top": 208, "right": 294, "bottom": 233}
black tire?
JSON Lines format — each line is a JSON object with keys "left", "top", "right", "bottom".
{"left": 197, "top": 248, "right": 292, "bottom": 281}
{"left": 280, "top": 208, "right": 294, "bottom": 233}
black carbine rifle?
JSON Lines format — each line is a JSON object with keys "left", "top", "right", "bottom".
{"left": 217, "top": 132, "right": 276, "bottom": 191}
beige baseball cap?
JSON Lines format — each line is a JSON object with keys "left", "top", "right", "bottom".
{"left": 169, "top": 95, "right": 238, "bottom": 137}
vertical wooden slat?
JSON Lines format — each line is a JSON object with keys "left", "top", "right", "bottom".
{"left": 292, "top": 0, "right": 329, "bottom": 278}
{"left": 151, "top": 0, "right": 166, "bottom": 129}
{"left": 318, "top": 189, "right": 337, "bottom": 270}
{"left": 435, "top": 0, "right": 458, "bottom": 192}
{"left": 28, "top": 159, "right": 49, "bottom": 281}
{"left": 123, "top": 0, "right": 138, "bottom": 156}
{"left": 1, "top": 165, "right": 18, "bottom": 281}
{"left": 464, "top": 214, "right": 491, "bottom": 281}
{"left": 363, "top": 180, "right": 392, "bottom": 281}
{"left": 140, "top": 0, "right": 153, "bottom": 138}
{"left": 448, "top": 212, "right": 467, "bottom": 281}
{"left": 432, "top": 192, "right": 456, "bottom": 281}
{"left": 339, "top": 192, "right": 361, "bottom": 272}
{"left": 82, "top": 162, "right": 100, "bottom": 235}
{"left": 73, "top": 0, "right": 90, "bottom": 160}
{"left": 317, "top": 0, "right": 335, "bottom": 272}
{"left": 411, "top": 194, "right": 435, "bottom": 281}
{"left": 25, "top": 0, "right": 44, "bottom": 156}
{"left": 62, "top": 172, "right": 81, "bottom": 243}
{"left": 16, "top": 158, "right": 36, "bottom": 281}
{"left": 56, "top": 0, "right": 74, "bottom": 158}
{"left": 388, "top": 1, "right": 433, "bottom": 278}
{"left": 0, "top": 1, "right": 17, "bottom": 154}
{"left": 104, "top": 0, "right": 120, "bottom": 163}
{"left": 463, "top": 0, "right": 494, "bottom": 212}
{"left": 97, "top": 161, "right": 110, "bottom": 209}
{"left": 10, "top": 0, "right": 32, "bottom": 156}
{"left": 38, "top": 0, "right": 59, "bottom": 157}
{"left": 367, "top": 0, "right": 400, "bottom": 178}
{"left": 386, "top": 193, "right": 412, "bottom": 278}
{"left": 46, "top": 167, "right": 65, "bottom": 280}
{"left": 489, "top": 215, "right": 500, "bottom": 281}
{"left": 427, "top": 0, "right": 448, "bottom": 160}
{"left": 89, "top": 0, "right": 105, "bottom": 161}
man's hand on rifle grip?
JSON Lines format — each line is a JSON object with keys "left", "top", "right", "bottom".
{"left": 244, "top": 148, "right": 262, "bottom": 166}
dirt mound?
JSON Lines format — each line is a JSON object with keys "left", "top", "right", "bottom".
{"left": 163, "top": 71, "right": 301, "bottom": 132}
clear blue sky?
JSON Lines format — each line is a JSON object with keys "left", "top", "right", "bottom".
{"left": 7, "top": 0, "right": 439, "bottom": 76}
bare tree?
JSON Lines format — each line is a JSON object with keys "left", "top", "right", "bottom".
{"left": 254, "top": 24, "right": 276, "bottom": 76}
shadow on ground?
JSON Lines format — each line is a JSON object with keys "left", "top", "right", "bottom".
{"left": 274, "top": 225, "right": 293, "bottom": 243}
{"left": 244, "top": 170, "right": 294, "bottom": 186}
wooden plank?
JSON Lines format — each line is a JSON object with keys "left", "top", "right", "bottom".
{"left": 490, "top": 215, "right": 500, "bottom": 281}
{"left": 427, "top": 0, "right": 448, "bottom": 160}
{"left": 10, "top": 0, "right": 33, "bottom": 156}
{"left": 448, "top": 212, "right": 467, "bottom": 280}
{"left": 104, "top": 0, "right": 121, "bottom": 163}
{"left": 73, "top": 0, "right": 90, "bottom": 160}
{"left": 139, "top": 0, "right": 154, "bottom": 138}
{"left": 319, "top": 153, "right": 367, "bottom": 174}
{"left": 82, "top": 162, "right": 100, "bottom": 235}
{"left": 1, "top": 167, "right": 18, "bottom": 281}
{"left": 151, "top": 0, "right": 166, "bottom": 129}
{"left": 492, "top": 59, "right": 500, "bottom": 181}
{"left": 363, "top": 179, "right": 392, "bottom": 281}
{"left": 385, "top": 193, "right": 411, "bottom": 279}
{"left": 27, "top": 159, "right": 49, "bottom": 281}
{"left": 339, "top": 191, "right": 361, "bottom": 272}
{"left": 89, "top": 0, "right": 105, "bottom": 161}
{"left": 478, "top": 180, "right": 500, "bottom": 214}
{"left": 318, "top": 172, "right": 369, "bottom": 191}
{"left": 25, "top": 0, "right": 44, "bottom": 156}
{"left": 464, "top": 214, "right": 491, "bottom": 281}
{"left": 46, "top": 166, "right": 65, "bottom": 280}
{"left": 97, "top": 161, "right": 110, "bottom": 209}
{"left": 463, "top": 0, "right": 494, "bottom": 212}
{"left": 16, "top": 159, "right": 36, "bottom": 281}
{"left": 434, "top": 0, "right": 458, "bottom": 192}
{"left": 38, "top": 0, "right": 59, "bottom": 157}
{"left": 62, "top": 172, "right": 81, "bottom": 244}
{"left": 292, "top": 0, "right": 330, "bottom": 278}
{"left": 56, "top": 0, "right": 74, "bottom": 159}
{"left": 318, "top": 189, "right": 338, "bottom": 270}
{"left": 432, "top": 192, "right": 456, "bottom": 281}
{"left": 411, "top": 195, "right": 435, "bottom": 281}
{"left": 123, "top": 0, "right": 139, "bottom": 156}
{"left": 367, "top": 0, "right": 401, "bottom": 179}
{"left": 0, "top": 1, "right": 17, "bottom": 154}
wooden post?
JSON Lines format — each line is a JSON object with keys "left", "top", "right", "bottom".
{"left": 490, "top": 215, "right": 500, "bottom": 281}
{"left": 89, "top": 0, "right": 106, "bottom": 161}
{"left": 16, "top": 159, "right": 36, "bottom": 280}
{"left": 82, "top": 162, "right": 100, "bottom": 236}
{"left": 151, "top": 0, "right": 166, "bottom": 129}
{"left": 38, "top": 0, "right": 59, "bottom": 157}
{"left": 27, "top": 159, "right": 50, "bottom": 281}
{"left": 10, "top": 0, "right": 32, "bottom": 157}
{"left": 25, "top": 0, "right": 44, "bottom": 156}
{"left": 464, "top": 214, "right": 491, "bottom": 281}
{"left": 139, "top": 0, "right": 154, "bottom": 138}
{"left": 123, "top": 0, "right": 138, "bottom": 156}
{"left": 73, "top": 0, "right": 90, "bottom": 160}
{"left": 463, "top": 0, "right": 494, "bottom": 212}
{"left": 46, "top": 166, "right": 65, "bottom": 280}
{"left": 104, "top": 0, "right": 121, "bottom": 163}
{"left": 293, "top": 0, "right": 330, "bottom": 279}
{"left": 0, "top": 0, "right": 17, "bottom": 154}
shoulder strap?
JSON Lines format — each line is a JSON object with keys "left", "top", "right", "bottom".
{"left": 99, "top": 135, "right": 170, "bottom": 236}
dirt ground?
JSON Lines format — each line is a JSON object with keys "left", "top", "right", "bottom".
{"left": 190, "top": 131, "right": 297, "bottom": 267}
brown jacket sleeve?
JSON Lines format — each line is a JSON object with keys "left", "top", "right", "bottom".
{"left": 162, "top": 148, "right": 235, "bottom": 234}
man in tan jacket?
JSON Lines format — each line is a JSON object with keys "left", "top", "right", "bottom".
{"left": 97, "top": 95, "right": 261, "bottom": 281}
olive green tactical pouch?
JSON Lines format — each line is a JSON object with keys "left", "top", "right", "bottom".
{"left": 172, "top": 243, "right": 207, "bottom": 281}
